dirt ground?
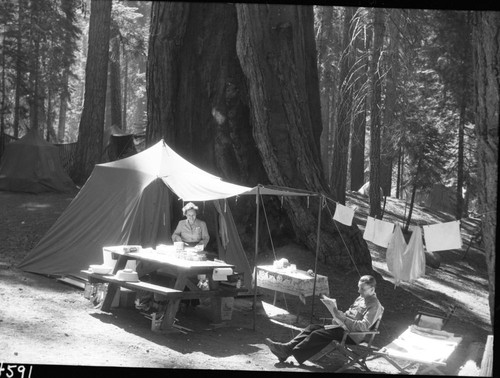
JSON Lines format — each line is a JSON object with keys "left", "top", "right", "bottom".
{"left": 0, "top": 190, "right": 492, "bottom": 375}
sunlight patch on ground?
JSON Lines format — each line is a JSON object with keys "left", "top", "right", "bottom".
{"left": 260, "top": 301, "right": 304, "bottom": 330}
{"left": 269, "top": 318, "right": 304, "bottom": 331}
{"left": 373, "top": 259, "right": 490, "bottom": 326}
{"left": 261, "top": 300, "right": 290, "bottom": 316}
{"left": 19, "top": 202, "right": 52, "bottom": 211}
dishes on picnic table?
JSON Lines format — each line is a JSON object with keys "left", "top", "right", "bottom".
{"left": 89, "top": 264, "right": 113, "bottom": 275}
{"left": 114, "top": 268, "right": 139, "bottom": 281}
{"left": 123, "top": 245, "right": 141, "bottom": 253}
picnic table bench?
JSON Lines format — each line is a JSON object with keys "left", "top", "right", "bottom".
{"left": 82, "top": 246, "right": 244, "bottom": 332}
{"left": 82, "top": 270, "right": 241, "bottom": 308}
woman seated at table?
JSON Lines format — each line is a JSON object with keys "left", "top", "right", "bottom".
{"left": 136, "top": 203, "right": 210, "bottom": 312}
{"left": 172, "top": 202, "right": 210, "bottom": 248}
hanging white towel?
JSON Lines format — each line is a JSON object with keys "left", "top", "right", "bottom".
{"left": 400, "top": 225, "right": 426, "bottom": 282}
{"left": 333, "top": 203, "right": 355, "bottom": 226}
{"left": 423, "top": 220, "right": 462, "bottom": 252}
{"left": 372, "top": 219, "right": 395, "bottom": 248}
{"left": 363, "top": 216, "right": 376, "bottom": 242}
{"left": 386, "top": 225, "right": 426, "bottom": 286}
{"left": 386, "top": 224, "right": 405, "bottom": 284}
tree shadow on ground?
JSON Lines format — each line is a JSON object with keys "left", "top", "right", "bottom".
{"left": 87, "top": 296, "right": 319, "bottom": 362}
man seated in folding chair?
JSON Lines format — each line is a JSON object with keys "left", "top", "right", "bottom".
{"left": 265, "top": 275, "right": 383, "bottom": 367}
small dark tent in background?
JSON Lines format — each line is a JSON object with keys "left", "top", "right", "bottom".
{"left": 103, "top": 125, "right": 137, "bottom": 161}
{"left": 0, "top": 130, "right": 75, "bottom": 193}
{"left": 425, "top": 183, "right": 457, "bottom": 215}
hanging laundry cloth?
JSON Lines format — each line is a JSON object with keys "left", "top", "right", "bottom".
{"left": 333, "top": 203, "right": 355, "bottom": 226}
{"left": 400, "top": 225, "right": 426, "bottom": 282}
{"left": 386, "top": 224, "right": 426, "bottom": 286}
{"left": 386, "top": 223, "right": 405, "bottom": 283}
{"left": 423, "top": 220, "right": 462, "bottom": 252}
{"left": 363, "top": 216, "right": 376, "bottom": 242}
{"left": 372, "top": 219, "right": 395, "bottom": 248}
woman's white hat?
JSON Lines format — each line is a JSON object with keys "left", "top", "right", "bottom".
{"left": 182, "top": 202, "right": 199, "bottom": 215}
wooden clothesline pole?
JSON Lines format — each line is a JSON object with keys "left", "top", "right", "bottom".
{"left": 252, "top": 185, "right": 261, "bottom": 331}
{"left": 310, "top": 194, "right": 323, "bottom": 323}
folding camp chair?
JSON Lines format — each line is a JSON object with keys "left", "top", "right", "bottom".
{"left": 310, "top": 307, "right": 384, "bottom": 373}
{"left": 373, "top": 324, "right": 463, "bottom": 375}
{"left": 413, "top": 304, "right": 456, "bottom": 330}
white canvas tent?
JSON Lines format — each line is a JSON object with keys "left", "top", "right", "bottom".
{"left": 18, "top": 140, "right": 326, "bottom": 325}
{"left": 18, "top": 140, "right": 257, "bottom": 288}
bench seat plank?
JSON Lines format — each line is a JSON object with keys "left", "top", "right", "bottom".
{"left": 81, "top": 270, "right": 239, "bottom": 299}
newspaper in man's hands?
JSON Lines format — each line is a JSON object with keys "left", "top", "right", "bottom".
{"left": 320, "top": 295, "right": 348, "bottom": 330}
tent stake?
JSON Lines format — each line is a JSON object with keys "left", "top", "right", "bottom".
{"left": 311, "top": 195, "right": 323, "bottom": 323}
{"left": 252, "top": 185, "right": 261, "bottom": 331}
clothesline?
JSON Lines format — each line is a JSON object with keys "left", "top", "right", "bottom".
{"left": 323, "top": 198, "right": 362, "bottom": 278}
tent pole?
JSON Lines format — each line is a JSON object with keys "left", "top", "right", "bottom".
{"left": 252, "top": 186, "right": 261, "bottom": 331}
{"left": 311, "top": 194, "right": 323, "bottom": 323}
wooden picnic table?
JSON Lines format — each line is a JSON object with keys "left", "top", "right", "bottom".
{"left": 82, "top": 246, "right": 242, "bottom": 332}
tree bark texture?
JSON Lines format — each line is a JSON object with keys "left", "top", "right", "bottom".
{"left": 330, "top": 7, "right": 356, "bottom": 204}
{"left": 316, "top": 6, "right": 338, "bottom": 180}
{"left": 147, "top": 3, "right": 262, "bottom": 183}
{"left": 122, "top": 52, "right": 128, "bottom": 131}
{"left": 472, "top": 11, "right": 498, "bottom": 328}
{"left": 146, "top": 2, "right": 269, "bottom": 247}
{"left": 146, "top": 2, "right": 190, "bottom": 146}
{"left": 58, "top": 71, "right": 69, "bottom": 142}
{"left": 109, "top": 35, "right": 122, "bottom": 128}
{"left": 236, "top": 4, "right": 372, "bottom": 270}
{"left": 349, "top": 23, "right": 369, "bottom": 192}
{"left": 380, "top": 9, "right": 401, "bottom": 197}
{"left": 456, "top": 99, "right": 465, "bottom": 218}
{"left": 72, "top": 0, "right": 111, "bottom": 184}
{"left": 368, "top": 8, "right": 385, "bottom": 218}
{"left": 146, "top": 3, "right": 373, "bottom": 272}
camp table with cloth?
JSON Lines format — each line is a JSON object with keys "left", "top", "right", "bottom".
{"left": 255, "top": 265, "right": 330, "bottom": 321}
{"left": 82, "top": 246, "right": 244, "bottom": 332}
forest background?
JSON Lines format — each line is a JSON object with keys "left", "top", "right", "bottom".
{"left": 0, "top": 0, "right": 497, "bottom": 327}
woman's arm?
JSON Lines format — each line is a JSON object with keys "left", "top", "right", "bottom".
{"left": 172, "top": 221, "right": 183, "bottom": 242}
{"left": 199, "top": 220, "right": 210, "bottom": 246}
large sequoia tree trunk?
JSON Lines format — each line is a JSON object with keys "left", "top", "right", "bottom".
{"left": 146, "top": 2, "right": 267, "bottom": 241}
{"left": 330, "top": 7, "right": 356, "bottom": 204}
{"left": 316, "top": 6, "right": 338, "bottom": 180}
{"left": 380, "top": 9, "right": 401, "bottom": 198}
{"left": 368, "top": 8, "right": 385, "bottom": 218}
{"left": 147, "top": 3, "right": 373, "bottom": 272}
{"left": 109, "top": 35, "right": 122, "bottom": 129}
{"left": 350, "top": 23, "right": 370, "bottom": 192}
{"left": 236, "top": 4, "right": 371, "bottom": 271}
{"left": 146, "top": 2, "right": 188, "bottom": 145}
{"left": 472, "top": 11, "right": 498, "bottom": 328}
{"left": 72, "top": 0, "right": 111, "bottom": 184}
